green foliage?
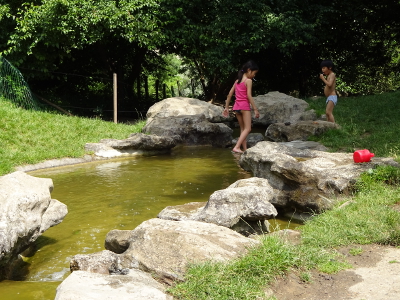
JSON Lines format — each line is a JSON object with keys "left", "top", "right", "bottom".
{"left": 1, "top": 0, "right": 399, "bottom": 113}
{"left": 5, "top": 0, "right": 164, "bottom": 66}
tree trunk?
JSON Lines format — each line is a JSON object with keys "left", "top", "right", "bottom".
{"left": 155, "top": 79, "right": 159, "bottom": 101}
{"left": 144, "top": 75, "right": 149, "bottom": 100}
{"left": 137, "top": 76, "right": 141, "bottom": 100}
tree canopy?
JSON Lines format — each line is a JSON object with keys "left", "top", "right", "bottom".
{"left": 0, "top": 0, "right": 399, "bottom": 117}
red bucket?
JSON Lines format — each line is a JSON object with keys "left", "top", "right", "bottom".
{"left": 353, "top": 149, "right": 374, "bottom": 163}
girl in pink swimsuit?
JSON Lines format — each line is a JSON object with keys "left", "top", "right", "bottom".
{"left": 223, "top": 61, "right": 260, "bottom": 153}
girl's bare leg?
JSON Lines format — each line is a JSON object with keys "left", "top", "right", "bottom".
{"left": 232, "top": 111, "right": 251, "bottom": 153}
{"left": 326, "top": 101, "right": 335, "bottom": 123}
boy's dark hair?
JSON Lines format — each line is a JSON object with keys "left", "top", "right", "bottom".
{"left": 320, "top": 60, "right": 334, "bottom": 69}
{"left": 237, "top": 60, "right": 259, "bottom": 83}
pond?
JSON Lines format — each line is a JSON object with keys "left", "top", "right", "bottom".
{"left": 0, "top": 145, "right": 302, "bottom": 300}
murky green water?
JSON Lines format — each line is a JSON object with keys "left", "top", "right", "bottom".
{"left": 0, "top": 145, "right": 301, "bottom": 300}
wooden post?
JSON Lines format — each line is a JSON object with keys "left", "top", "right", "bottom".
{"left": 113, "top": 73, "right": 117, "bottom": 123}
{"left": 177, "top": 81, "right": 181, "bottom": 96}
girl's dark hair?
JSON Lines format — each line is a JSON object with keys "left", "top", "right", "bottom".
{"left": 320, "top": 60, "right": 334, "bottom": 70}
{"left": 237, "top": 60, "right": 259, "bottom": 83}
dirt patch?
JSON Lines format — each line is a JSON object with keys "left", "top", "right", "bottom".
{"left": 269, "top": 244, "right": 400, "bottom": 300}
{"left": 392, "top": 202, "right": 400, "bottom": 212}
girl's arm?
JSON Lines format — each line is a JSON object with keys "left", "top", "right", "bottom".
{"left": 223, "top": 82, "right": 236, "bottom": 117}
{"left": 246, "top": 80, "right": 260, "bottom": 118}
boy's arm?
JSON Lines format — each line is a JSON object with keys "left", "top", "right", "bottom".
{"left": 320, "top": 73, "right": 336, "bottom": 87}
{"left": 246, "top": 80, "right": 260, "bottom": 118}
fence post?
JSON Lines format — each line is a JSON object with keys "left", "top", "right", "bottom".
{"left": 177, "top": 81, "right": 181, "bottom": 96}
{"left": 113, "top": 73, "right": 117, "bottom": 123}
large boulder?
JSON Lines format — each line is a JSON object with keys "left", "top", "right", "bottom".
{"left": 194, "top": 186, "right": 277, "bottom": 235}
{"left": 146, "top": 97, "right": 226, "bottom": 123}
{"left": 142, "top": 114, "right": 233, "bottom": 147}
{"left": 55, "top": 270, "right": 173, "bottom": 300}
{"left": 0, "top": 171, "right": 68, "bottom": 280}
{"left": 157, "top": 178, "right": 278, "bottom": 236}
{"left": 265, "top": 120, "right": 340, "bottom": 142}
{"left": 85, "top": 133, "right": 177, "bottom": 158}
{"left": 239, "top": 141, "right": 399, "bottom": 213}
{"left": 253, "top": 92, "right": 317, "bottom": 126}
{"left": 72, "top": 219, "right": 258, "bottom": 284}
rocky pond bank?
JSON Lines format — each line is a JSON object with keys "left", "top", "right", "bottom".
{"left": 2, "top": 92, "right": 399, "bottom": 299}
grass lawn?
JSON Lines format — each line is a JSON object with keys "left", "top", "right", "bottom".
{"left": 0, "top": 98, "right": 145, "bottom": 175}
{"left": 306, "top": 90, "right": 400, "bottom": 158}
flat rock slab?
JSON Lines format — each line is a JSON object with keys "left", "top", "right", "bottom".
{"left": 280, "top": 140, "right": 328, "bottom": 151}
{"left": 266, "top": 120, "right": 339, "bottom": 142}
{"left": 85, "top": 133, "right": 177, "bottom": 158}
{"left": 239, "top": 141, "right": 399, "bottom": 213}
{"left": 55, "top": 270, "right": 173, "bottom": 300}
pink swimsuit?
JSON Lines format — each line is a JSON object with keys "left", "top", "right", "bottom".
{"left": 232, "top": 79, "right": 251, "bottom": 111}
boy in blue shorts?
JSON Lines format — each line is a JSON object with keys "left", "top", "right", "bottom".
{"left": 319, "top": 60, "right": 337, "bottom": 123}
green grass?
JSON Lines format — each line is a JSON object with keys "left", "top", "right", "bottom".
{"left": 0, "top": 98, "right": 145, "bottom": 175}
{"left": 168, "top": 91, "right": 400, "bottom": 300}
{"left": 305, "top": 90, "right": 400, "bottom": 158}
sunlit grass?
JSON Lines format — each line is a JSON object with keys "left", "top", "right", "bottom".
{"left": 0, "top": 98, "right": 145, "bottom": 175}
{"left": 305, "top": 90, "right": 400, "bottom": 159}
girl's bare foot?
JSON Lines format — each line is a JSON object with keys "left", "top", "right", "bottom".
{"left": 232, "top": 148, "right": 243, "bottom": 153}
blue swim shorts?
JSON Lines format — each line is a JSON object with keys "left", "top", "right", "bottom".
{"left": 326, "top": 95, "right": 338, "bottom": 106}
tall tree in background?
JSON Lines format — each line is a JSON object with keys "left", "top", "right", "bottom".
{"left": 2, "top": 0, "right": 165, "bottom": 116}
{"left": 1, "top": 0, "right": 399, "bottom": 114}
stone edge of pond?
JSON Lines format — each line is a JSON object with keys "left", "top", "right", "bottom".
{"left": 15, "top": 155, "right": 113, "bottom": 173}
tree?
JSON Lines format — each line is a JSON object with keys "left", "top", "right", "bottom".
{"left": 2, "top": 0, "right": 166, "bottom": 118}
